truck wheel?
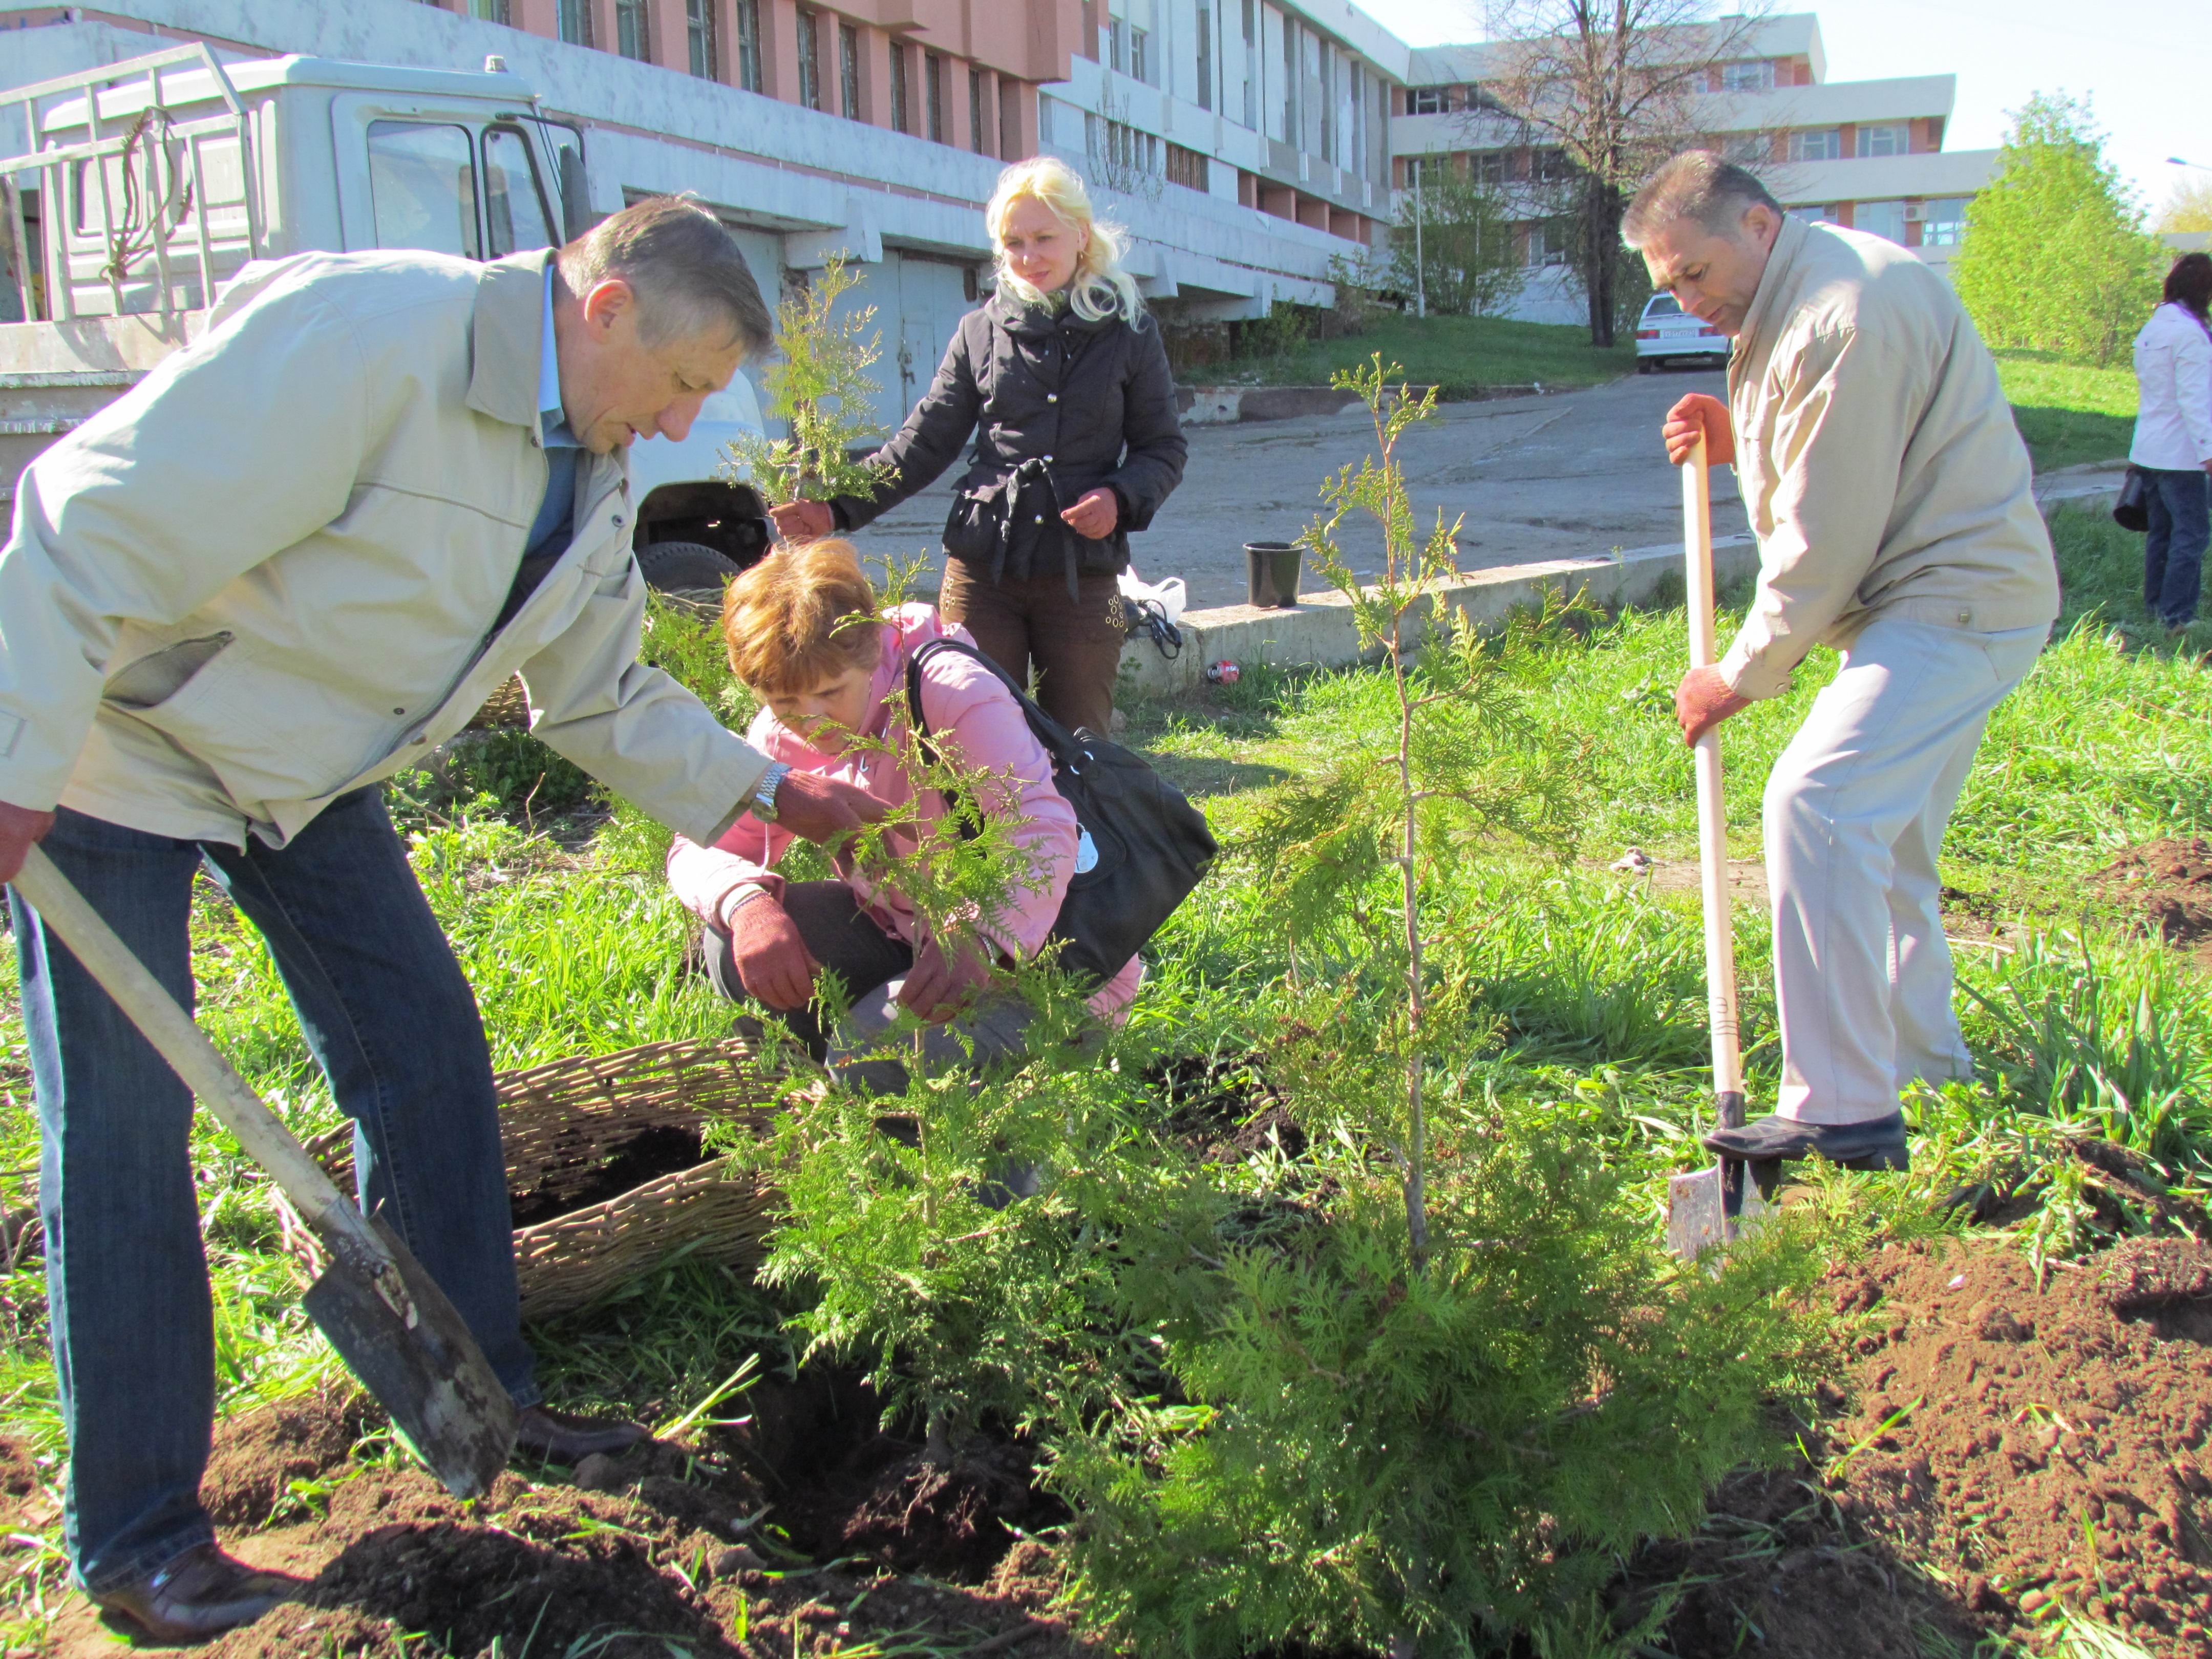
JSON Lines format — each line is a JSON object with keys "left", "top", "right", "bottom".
{"left": 636, "top": 539, "right": 744, "bottom": 599}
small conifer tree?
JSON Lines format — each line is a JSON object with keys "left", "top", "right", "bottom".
{"left": 726, "top": 254, "right": 897, "bottom": 515}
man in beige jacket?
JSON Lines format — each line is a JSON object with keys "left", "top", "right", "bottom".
{"left": 0, "top": 197, "right": 879, "bottom": 1641}
{"left": 1626, "top": 152, "right": 2059, "bottom": 1171}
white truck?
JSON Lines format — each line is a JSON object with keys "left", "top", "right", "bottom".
{"left": 0, "top": 41, "right": 771, "bottom": 595}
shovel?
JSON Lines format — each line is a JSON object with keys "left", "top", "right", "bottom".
{"left": 1665, "top": 436, "right": 1778, "bottom": 1260}
{"left": 11, "top": 845, "right": 517, "bottom": 1497}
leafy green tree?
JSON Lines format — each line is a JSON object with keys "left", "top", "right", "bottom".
{"left": 1954, "top": 93, "right": 2165, "bottom": 367}
{"left": 1387, "top": 168, "right": 1525, "bottom": 318}
{"left": 2158, "top": 177, "right": 2212, "bottom": 236}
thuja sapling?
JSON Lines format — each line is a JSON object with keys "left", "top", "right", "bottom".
{"left": 724, "top": 255, "right": 897, "bottom": 518}
{"left": 1253, "top": 355, "right": 1591, "bottom": 1261}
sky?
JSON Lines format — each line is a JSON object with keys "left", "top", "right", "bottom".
{"left": 1351, "top": 1, "right": 2210, "bottom": 221}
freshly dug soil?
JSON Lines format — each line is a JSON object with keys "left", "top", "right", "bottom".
{"left": 2092, "top": 836, "right": 2212, "bottom": 953}
{"left": 507, "top": 1123, "right": 707, "bottom": 1228}
{"left": 41, "top": 1375, "right": 1091, "bottom": 1659}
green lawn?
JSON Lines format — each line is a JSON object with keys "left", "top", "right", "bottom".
{"left": 1996, "top": 348, "right": 2137, "bottom": 473}
{"left": 1233, "top": 310, "right": 1636, "bottom": 397}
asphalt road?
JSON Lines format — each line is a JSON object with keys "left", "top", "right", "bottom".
{"left": 847, "top": 366, "right": 1751, "bottom": 612}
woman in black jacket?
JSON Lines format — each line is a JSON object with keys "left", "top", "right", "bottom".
{"left": 770, "top": 157, "right": 1187, "bottom": 736}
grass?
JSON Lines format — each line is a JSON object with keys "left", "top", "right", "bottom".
{"left": 1222, "top": 309, "right": 1636, "bottom": 396}
{"left": 1, "top": 506, "right": 2206, "bottom": 1654}
{"left": 1996, "top": 348, "right": 2139, "bottom": 473}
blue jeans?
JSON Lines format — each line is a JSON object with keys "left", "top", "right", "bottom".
{"left": 2143, "top": 466, "right": 2212, "bottom": 628}
{"left": 11, "top": 789, "right": 537, "bottom": 1593}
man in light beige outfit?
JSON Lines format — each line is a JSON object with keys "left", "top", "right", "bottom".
{"left": 1626, "top": 153, "right": 2059, "bottom": 1170}
{"left": 0, "top": 197, "right": 880, "bottom": 1641}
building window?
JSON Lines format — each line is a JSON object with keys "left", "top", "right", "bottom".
{"left": 839, "top": 22, "right": 860, "bottom": 119}
{"left": 925, "top": 53, "right": 946, "bottom": 142}
{"left": 1241, "top": 0, "right": 1257, "bottom": 130}
{"left": 890, "top": 42, "right": 910, "bottom": 134}
{"left": 1099, "top": 119, "right": 1161, "bottom": 179}
{"left": 1130, "top": 26, "right": 1151, "bottom": 84}
{"left": 1282, "top": 20, "right": 1296, "bottom": 145}
{"left": 1719, "top": 59, "right": 1775, "bottom": 92}
{"left": 556, "top": 0, "right": 591, "bottom": 45}
{"left": 999, "top": 79, "right": 1021, "bottom": 158}
{"left": 1859, "top": 123, "right": 1907, "bottom": 158}
{"left": 1470, "top": 150, "right": 1507, "bottom": 186}
{"left": 1197, "top": 6, "right": 1216, "bottom": 111}
{"left": 796, "top": 7, "right": 821, "bottom": 109}
{"left": 1166, "top": 141, "right": 1209, "bottom": 192}
{"left": 1524, "top": 219, "right": 1569, "bottom": 267}
{"left": 1402, "top": 154, "right": 1447, "bottom": 191}
{"left": 1855, "top": 199, "right": 1907, "bottom": 243}
{"left": 1534, "top": 147, "right": 1576, "bottom": 184}
{"left": 970, "top": 66, "right": 988, "bottom": 152}
{"left": 615, "top": 0, "right": 648, "bottom": 61}
{"left": 692, "top": 0, "right": 725, "bottom": 82}
{"left": 464, "top": 0, "right": 510, "bottom": 20}
{"left": 1788, "top": 127, "right": 1841, "bottom": 162}
{"left": 1918, "top": 196, "right": 1969, "bottom": 246}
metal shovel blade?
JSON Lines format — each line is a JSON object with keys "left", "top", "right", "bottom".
{"left": 301, "top": 1215, "right": 517, "bottom": 1500}
{"left": 1666, "top": 1155, "right": 1780, "bottom": 1261}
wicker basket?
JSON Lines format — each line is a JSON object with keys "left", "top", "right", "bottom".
{"left": 308, "top": 1034, "right": 792, "bottom": 1322}
{"left": 466, "top": 674, "right": 531, "bottom": 731}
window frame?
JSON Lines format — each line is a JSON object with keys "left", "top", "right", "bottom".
{"left": 480, "top": 121, "right": 558, "bottom": 259}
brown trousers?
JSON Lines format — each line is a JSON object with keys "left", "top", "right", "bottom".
{"left": 937, "top": 559, "right": 1123, "bottom": 736}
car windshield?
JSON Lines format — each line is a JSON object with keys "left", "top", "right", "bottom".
{"left": 1643, "top": 295, "right": 1682, "bottom": 318}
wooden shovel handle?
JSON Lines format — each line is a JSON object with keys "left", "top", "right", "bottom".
{"left": 12, "top": 844, "right": 383, "bottom": 1256}
{"left": 1682, "top": 438, "right": 1745, "bottom": 1103}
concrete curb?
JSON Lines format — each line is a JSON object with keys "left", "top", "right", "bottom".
{"left": 1117, "top": 534, "right": 1760, "bottom": 700}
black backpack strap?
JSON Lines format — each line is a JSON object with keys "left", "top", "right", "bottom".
{"left": 902, "top": 635, "right": 1084, "bottom": 770}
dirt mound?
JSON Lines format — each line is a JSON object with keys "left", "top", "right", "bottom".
{"left": 2093, "top": 837, "right": 2212, "bottom": 948}
{"left": 1818, "top": 1236, "right": 2212, "bottom": 1654}
{"left": 98, "top": 1378, "right": 1090, "bottom": 1659}
{"left": 1151, "top": 1053, "right": 1305, "bottom": 1162}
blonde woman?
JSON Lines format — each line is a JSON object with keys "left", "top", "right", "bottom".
{"left": 770, "top": 157, "right": 1186, "bottom": 735}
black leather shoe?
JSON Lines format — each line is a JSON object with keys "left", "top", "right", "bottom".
{"left": 514, "top": 1404, "right": 649, "bottom": 1464}
{"left": 1701, "top": 1111, "right": 1909, "bottom": 1172}
{"left": 91, "top": 1542, "right": 301, "bottom": 1643}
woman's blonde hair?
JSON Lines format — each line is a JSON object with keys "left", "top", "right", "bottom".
{"left": 721, "top": 539, "right": 882, "bottom": 695}
{"left": 986, "top": 157, "right": 1145, "bottom": 327}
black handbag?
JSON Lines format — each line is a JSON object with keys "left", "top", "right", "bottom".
{"left": 2114, "top": 466, "right": 2152, "bottom": 534}
{"left": 903, "top": 636, "right": 1217, "bottom": 986}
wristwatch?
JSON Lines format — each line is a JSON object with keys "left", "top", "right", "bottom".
{"left": 750, "top": 760, "right": 793, "bottom": 823}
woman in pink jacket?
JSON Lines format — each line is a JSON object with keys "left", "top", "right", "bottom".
{"left": 667, "top": 539, "right": 1140, "bottom": 1091}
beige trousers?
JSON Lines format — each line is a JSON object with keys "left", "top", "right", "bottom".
{"left": 1764, "top": 616, "right": 2048, "bottom": 1125}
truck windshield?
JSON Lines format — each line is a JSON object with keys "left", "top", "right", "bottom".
{"left": 483, "top": 126, "right": 555, "bottom": 257}
{"left": 367, "top": 121, "right": 480, "bottom": 259}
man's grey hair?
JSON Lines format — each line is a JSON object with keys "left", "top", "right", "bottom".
{"left": 558, "top": 195, "right": 774, "bottom": 357}
{"left": 1621, "top": 151, "right": 1783, "bottom": 249}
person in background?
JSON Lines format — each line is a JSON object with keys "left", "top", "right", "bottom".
{"left": 770, "top": 157, "right": 1186, "bottom": 737}
{"left": 1629, "top": 152, "right": 2059, "bottom": 1173}
{"left": 668, "top": 539, "right": 1140, "bottom": 1092}
{"left": 2131, "top": 252, "right": 2212, "bottom": 631}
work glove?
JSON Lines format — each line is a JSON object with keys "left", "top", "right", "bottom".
{"left": 770, "top": 769, "right": 889, "bottom": 852}
{"left": 727, "top": 894, "right": 818, "bottom": 1011}
{"left": 1662, "top": 393, "right": 1735, "bottom": 467}
{"left": 897, "top": 932, "right": 998, "bottom": 1023}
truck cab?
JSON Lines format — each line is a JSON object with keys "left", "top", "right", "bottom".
{"left": 0, "top": 43, "right": 769, "bottom": 594}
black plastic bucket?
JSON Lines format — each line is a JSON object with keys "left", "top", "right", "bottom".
{"left": 1243, "top": 541, "right": 1302, "bottom": 608}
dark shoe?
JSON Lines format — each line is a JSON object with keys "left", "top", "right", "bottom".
{"left": 91, "top": 1543, "right": 302, "bottom": 1643}
{"left": 514, "top": 1403, "right": 649, "bottom": 1464}
{"left": 1701, "top": 1111, "right": 1909, "bottom": 1172}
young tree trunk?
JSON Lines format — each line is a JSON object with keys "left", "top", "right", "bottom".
{"left": 1582, "top": 175, "right": 1622, "bottom": 348}
{"left": 1394, "top": 621, "right": 1431, "bottom": 1269}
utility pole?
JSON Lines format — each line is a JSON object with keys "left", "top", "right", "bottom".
{"left": 1413, "top": 165, "right": 1427, "bottom": 318}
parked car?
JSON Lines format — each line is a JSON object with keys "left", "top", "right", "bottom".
{"left": 1634, "top": 293, "right": 1729, "bottom": 372}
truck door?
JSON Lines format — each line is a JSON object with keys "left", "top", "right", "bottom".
{"left": 340, "top": 99, "right": 569, "bottom": 259}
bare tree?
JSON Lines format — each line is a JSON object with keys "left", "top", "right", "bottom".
{"left": 1470, "top": 2, "right": 1769, "bottom": 346}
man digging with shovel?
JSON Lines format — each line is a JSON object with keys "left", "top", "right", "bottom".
{"left": 0, "top": 196, "right": 882, "bottom": 1641}
{"left": 1627, "top": 153, "right": 2059, "bottom": 1175}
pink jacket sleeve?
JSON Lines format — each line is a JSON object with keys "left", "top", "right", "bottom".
{"left": 912, "top": 647, "right": 1079, "bottom": 960}
{"left": 665, "top": 713, "right": 796, "bottom": 931}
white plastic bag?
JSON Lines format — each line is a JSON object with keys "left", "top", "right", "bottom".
{"left": 1118, "top": 568, "right": 1187, "bottom": 625}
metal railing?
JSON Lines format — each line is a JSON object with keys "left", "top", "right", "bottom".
{"left": 0, "top": 44, "right": 266, "bottom": 323}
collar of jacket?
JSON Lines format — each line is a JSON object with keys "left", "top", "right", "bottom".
{"left": 1733, "top": 211, "right": 1811, "bottom": 372}
{"left": 466, "top": 249, "right": 559, "bottom": 428}
{"left": 987, "top": 289, "right": 1112, "bottom": 339}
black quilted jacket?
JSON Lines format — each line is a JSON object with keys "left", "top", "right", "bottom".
{"left": 831, "top": 291, "right": 1188, "bottom": 593}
